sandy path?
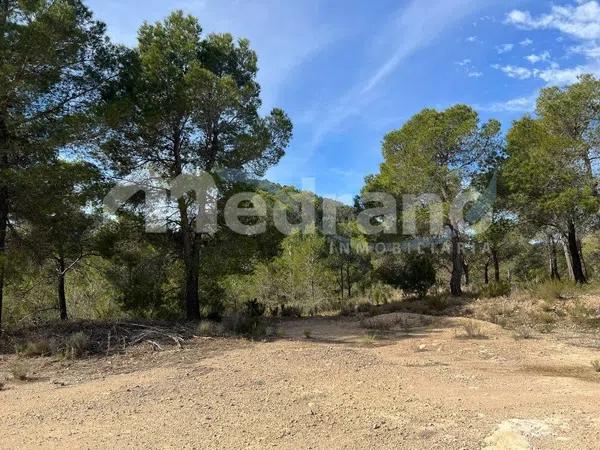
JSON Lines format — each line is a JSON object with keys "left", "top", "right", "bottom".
{"left": 1, "top": 316, "right": 599, "bottom": 449}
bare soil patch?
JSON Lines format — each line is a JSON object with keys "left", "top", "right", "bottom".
{"left": 1, "top": 314, "right": 599, "bottom": 449}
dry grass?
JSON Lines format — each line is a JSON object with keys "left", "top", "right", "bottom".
{"left": 512, "top": 325, "right": 534, "bottom": 340}
{"left": 360, "top": 333, "right": 378, "bottom": 345}
{"left": 9, "top": 361, "right": 31, "bottom": 381}
{"left": 197, "top": 320, "right": 225, "bottom": 337}
{"left": 470, "top": 290, "right": 600, "bottom": 334}
{"left": 360, "top": 313, "right": 432, "bottom": 334}
{"left": 523, "top": 364, "right": 600, "bottom": 383}
{"left": 65, "top": 332, "right": 90, "bottom": 359}
{"left": 16, "top": 340, "right": 52, "bottom": 357}
{"left": 592, "top": 360, "right": 600, "bottom": 373}
{"left": 360, "top": 316, "right": 394, "bottom": 332}
{"left": 462, "top": 320, "right": 486, "bottom": 339}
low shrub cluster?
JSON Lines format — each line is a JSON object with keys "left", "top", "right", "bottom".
{"left": 15, "top": 332, "right": 91, "bottom": 359}
{"left": 480, "top": 281, "right": 511, "bottom": 298}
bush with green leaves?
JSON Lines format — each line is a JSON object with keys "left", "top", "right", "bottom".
{"left": 480, "top": 281, "right": 511, "bottom": 298}
{"left": 377, "top": 253, "right": 436, "bottom": 298}
{"left": 368, "top": 282, "right": 394, "bottom": 305}
{"left": 222, "top": 312, "right": 268, "bottom": 337}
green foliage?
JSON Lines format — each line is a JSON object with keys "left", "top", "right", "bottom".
{"left": 368, "top": 282, "right": 394, "bottom": 305}
{"left": 238, "top": 231, "right": 337, "bottom": 315}
{"left": 377, "top": 253, "right": 436, "bottom": 298}
{"left": 97, "top": 219, "right": 182, "bottom": 319}
{"left": 244, "top": 299, "right": 266, "bottom": 318}
{"left": 221, "top": 312, "right": 267, "bottom": 338}
{"left": 480, "top": 281, "right": 511, "bottom": 298}
{"left": 4, "top": 3, "right": 600, "bottom": 334}
{"left": 0, "top": 0, "right": 121, "bottom": 328}
{"left": 95, "top": 10, "right": 293, "bottom": 320}
{"left": 364, "top": 105, "right": 501, "bottom": 297}
{"left": 505, "top": 117, "right": 598, "bottom": 225}
{"left": 530, "top": 280, "right": 576, "bottom": 302}
{"left": 427, "top": 295, "right": 450, "bottom": 311}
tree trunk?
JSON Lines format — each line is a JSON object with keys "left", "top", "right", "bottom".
{"left": 492, "top": 249, "right": 500, "bottom": 282}
{"left": 548, "top": 236, "right": 560, "bottom": 280}
{"left": 0, "top": 192, "right": 6, "bottom": 331}
{"left": 339, "top": 265, "right": 344, "bottom": 300}
{"left": 578, "top": 238, "right": 588, "bottom": 279}
{"left": 183, "top": 230, "right": 201, "bottom": 320}
{"left": 450, "top": 231, "right": 462, "bottom": 296}
{"left": 177, "top": 191, "right": 201, "bottom": 321}
{"left": 562, "top": 238, "right": 574, "bottom": 281}
{"left": 57, "top": 257, "right": 68, "bottom": 321}
{"left": 346, "top": 264, "right": 351, "bottom": 298}
{"left": 0, "top": 109, "right": 8, "bottom": 332}
{"left": 462, "top": 259, "right": 470, "bottom": 285}
{"left": 484, "top": 261, "right": 489, "bottom": 284}
{"left": 567, "top": 222, "right": 586, "bottom": 284}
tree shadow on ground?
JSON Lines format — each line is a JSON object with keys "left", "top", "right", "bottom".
{"left": 277, "top": 313, "right": 468, "bottom": 349}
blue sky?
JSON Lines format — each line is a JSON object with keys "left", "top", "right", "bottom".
{"left": 86, "top": 0, "right": 600, "bottom": 200}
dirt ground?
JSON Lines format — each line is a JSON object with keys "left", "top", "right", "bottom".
{"left": 1, "top": 315, "right": 599, "bottom": 449}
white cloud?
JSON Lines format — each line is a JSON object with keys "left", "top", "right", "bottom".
{"left": 467, "top": 35, "right": 478, "bottom": 42}
{"left": 506, "top": 1, "right": 600, "bottom": 40}
{"left": 456, "top": 58, "right": 482, "bottom": 78}
{"left": 498, "top": 65, "right": 533, "bottom": 79}
{"left": 571, "top": 43, "right": 600, "bottom": 58}
{"left": 520, "top": 38, "right": 534, "bottom": 46}
{"left": 496, "top": 43, "right": 514, "bottom": 54}
{"left": 478, "top": 93, "right": 537, "bottom": 112}
{"left": 503, "top": 1, "right": 600, "bottom": 87}
{"left": 495, "top": 63, "right": 595, "bottom": 85}
{"left": 525, "top": 51, "right": 551, "bottom": 64}
{"left": 535, "top": 65, "right": 589, "bottom": 85}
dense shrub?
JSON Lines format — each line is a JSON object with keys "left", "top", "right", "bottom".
{"left": 222, "top": 312, "right": 268, "bottom": 337}
{"left": 244, "top": 299, "right": 266, "bottom": 318}
{"left": 280, "top": 305, "right": 303, "bottom": 318}
{"left": 480, "top": 281, "right": 511, "bottom": 298}
{"left": 377, "top": 254, "right": 436, "bottom": 298}
{"left": 368, "top": 282, "right": 394, "bottom": 305}
{"left": 197, "top": 320, "right": 225, "bottom": 337}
